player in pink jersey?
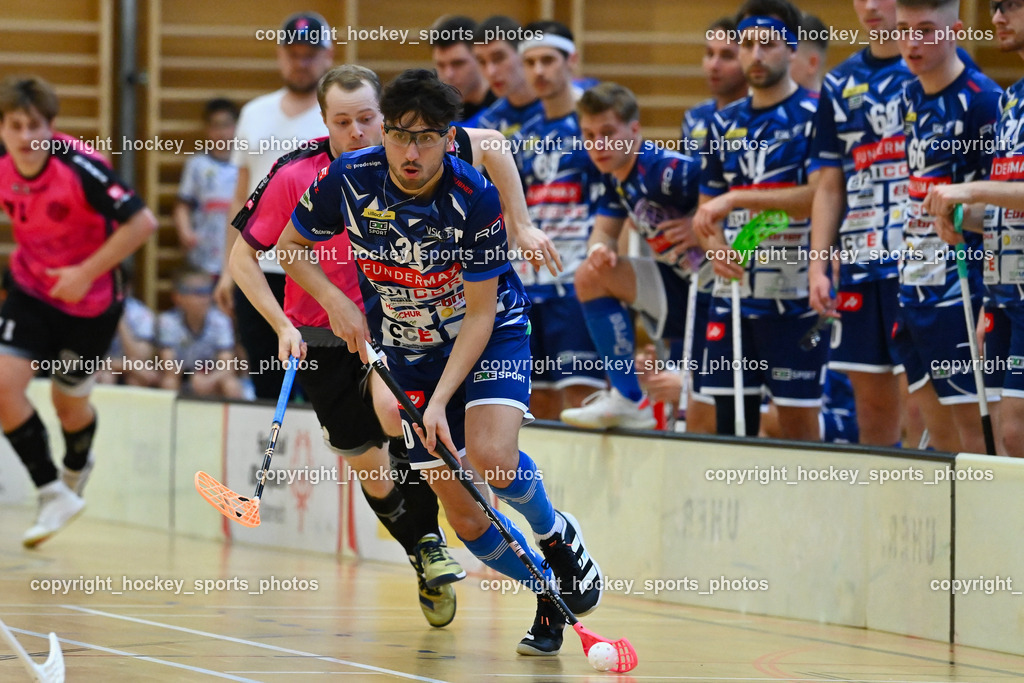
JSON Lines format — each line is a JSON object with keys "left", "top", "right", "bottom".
{"left": 0, "top": 76, "right": 157, "bottom": 547}
{"left": 228, "top": 65, "right": 558, "bottom": 628}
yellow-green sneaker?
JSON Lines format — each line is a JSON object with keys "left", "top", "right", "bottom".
{"left": 418, "top": 573, "right": 456, "bottom": 628}
{"left": 414, "top": 534, "right": 466, "bottom": 588}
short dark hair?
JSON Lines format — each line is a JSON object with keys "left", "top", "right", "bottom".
{"left": 204, "top": 98, "right": 239, "bottom": 122}
{"left": 708, "top": 16, "right": 738, "bottom": 34}
{"left": 577, "top": 82, "right": 640, "bottom": 123}
{"left": 735, "top": 0, "right": 802, "bottom": 41}
{"left": 522, "top": 20, "right": 575, "bottom": 58}
{"left": 429, "top": 15, "right": 477, "bottom": 48}
{"left": 473, "top": 15, "right": 523, "bottom": 47}
{"left": 800, "top": 13, "right": 829, "bottom": 52}
{"left": 379, "top": 69, "right": 462, "bottom": 129}
{"left": 318, "top": 65, "right": 381, "bottom": 113}
{"left": 0, "top": 75, "right": 59, "bottom": 121}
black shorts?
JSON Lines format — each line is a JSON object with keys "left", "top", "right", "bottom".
{"left": 0, "top": 285, "right": 122, "bottom": 395}
{"left": 297, "top": 343, "right": 387, "bottom": 455}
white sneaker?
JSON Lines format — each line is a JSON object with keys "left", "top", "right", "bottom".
{"left": 23, "top": 480, "right": 86, "bottom": 548}
{"left": 559, "top": 389, "right": 657, "bottom": 430}
{"left": 61, "top": 455, "right": 94, "bottom": 496}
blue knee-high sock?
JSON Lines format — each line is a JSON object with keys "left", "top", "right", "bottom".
{"left": 460, "top": 509, "right": 553, "bottom": 591}
{"left": 490, "top": 451, "right": 556, "bottom": 536}
{"left": 582, "top": 296, "right": 642, "bottom": 401}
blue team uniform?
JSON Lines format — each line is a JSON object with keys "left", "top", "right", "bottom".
{"left": 808, "top": 50, "right": 911, "bottom": 375}
{"left": 699, "top": 86, "right": 827, "bottom": 407}
{"left": 596, "top": 140, "right": 708, "bottom": 338}
{"left": 980, "top": 78, "right": 1024, "bottom": 399}
{"left": 893, "top": 66, "right": 1002, "bottom": 403}
{"left": 476, "top": 97, "right": 544, "bottom": 139}
{"left": 681, "top": 97, "right": 719, "bottom": 156}
{"left": 513, "top": 110, "right": 623, "bottom": 388}
{"left": 291, "top": 147, "right": 532, "bottom": 468}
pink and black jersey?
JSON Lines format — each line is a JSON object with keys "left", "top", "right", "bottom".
{"left": 0, "top": 132, "right": 144, "bottom": 316}
{"left": 898, "top": 67, "right": 1002, "bottom": 308}
{"left": 983, "top": 77, "right": 1024, "bottom": 309}
{"left": 238, "top": 137, "right": 363, "bottom": 331}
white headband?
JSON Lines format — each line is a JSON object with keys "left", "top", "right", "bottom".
{"left": 518, "top": 34, "right": 576, "bottom": 56}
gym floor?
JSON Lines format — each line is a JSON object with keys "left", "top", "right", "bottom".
{"left": 2, "top": 506, "right": 1023, "bottom": 682}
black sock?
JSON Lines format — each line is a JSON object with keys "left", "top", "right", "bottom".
{"left": 389, "top": 439, "right": 441, "bottom": 540}
{"left": 62, "top": 414, "right": 96, "bottom": 471}
{"left": 361, "top": 484, "right": 421, "bottom": 555}
{"left": 714, "top": 395, "right": 762, "bottom": 436}
{"left": 6, "top": 411, "right": 57, "bottom": 487}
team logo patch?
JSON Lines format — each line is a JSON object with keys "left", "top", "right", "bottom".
{"left": 316, "top": 166, "right": 329, "bottom": 182}
{"left": 706, "top": 322, "right": 725, "bottom": 342}
{"left": 401, "top": 391, "right": 425, "bottom": 410}
{"left": 836, "top": 292, "right": 863, "bottom": 311}
{"left": 984, "top": 312, "right": 995, "bottom": 333}
{"left": 299, "top": 189, "right": 313, "bottom": 210}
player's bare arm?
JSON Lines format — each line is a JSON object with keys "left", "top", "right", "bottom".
{"left": 808, "top": 166, "right": 846, "bottom": 314}
{"left": 926, "top": 182, "right": 1024, "bottom": 242}
{"left": 277, "top": 219, "right": 369, "bottom": 361}
{"left": 414, "top": 275, "right": 498, "bottom": 458}
{"left": 583, "top": 213, "right": 626, "bottom": 270}
{"left": 47, "top": 208, "right": 157, "bottom": 304}
{"left": 696, "top": 192, "right": 743, "bottom": 281}
{"left": 228, "top": 236, "right": 305, "bottom": 361}
{"left": 213, "top": 166, "right": 251, "bottom": 314}
{"left": 464, "top": 127, "right": 563, "bottom": 276}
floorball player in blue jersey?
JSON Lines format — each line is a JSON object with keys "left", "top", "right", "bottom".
{"left": 276, "top": 69, "right": 602, "bottom": 657}
{"left": 924, "top": 0, "right": 1024, "bottom": 456}
{"left": 890, "top": 0, "right": 1003, "bottom": 454}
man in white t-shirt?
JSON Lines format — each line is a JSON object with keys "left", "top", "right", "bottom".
{"left": 214, "top": 11, "right": 334, "bottom": 399}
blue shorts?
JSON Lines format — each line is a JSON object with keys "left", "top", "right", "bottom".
{"left": 700, "top": 303, "right": 826, "bottom": 407}
{"left": 893, "top": 302, "right": 994, "bottom": 405}
{"left": 526, "top": 284, "right": 604, "bottom": 390}
{"left": 828, "top": 278, "right": 903, "bottom": 373}
{"left": 983, "top": 305, "right": 1024, "bottom": 399}
{"left": 389, "top": 326, "right": 533, "bottom": 470}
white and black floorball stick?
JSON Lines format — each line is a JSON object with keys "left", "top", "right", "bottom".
{"left": 362, "top": 341, "right": 637, "bottom": 673}
{"left": 0, "top": 618, "right": 65, "bottom": 682}
{"left": 952, "top": 204, "right": 996, "bottom": 454}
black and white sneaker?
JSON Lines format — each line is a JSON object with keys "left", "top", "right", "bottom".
{"left": 539, "top": 511, "right": 602, "bottom": 616}
{"left": 516, "top": 594, "right": 565, "bottom": 656}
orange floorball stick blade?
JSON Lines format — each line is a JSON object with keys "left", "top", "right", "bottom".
{"left": 194, "top": 471, "right": 261, "bottom": 527}
{"left": 574, "top": 623, "right": 638, "bottom": 673}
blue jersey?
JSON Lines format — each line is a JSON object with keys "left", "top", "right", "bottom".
{"left": 898, "top": 67, "right": 1001, "bottom": 308}
{"left": 291, "top": 147, "right": 530, "bottom": 364}
{"left": 809, "top": 50, "right": 911, "bottom": 285}
{"left": 597, "top": 140, "right": 706, "bottom": 283}
{"left": 983, "top": 78, "right": 1024, "bottom": 308}
{"left": 476, "top": 97, "right": 544, "bottom": 139}
{"left": 700, "top": 87, "right": 819, "bottom": 317}
{"left": 512, "top": 110, "right": 622, "bottom": 287}
{"left": 681, "top": 98, "right": 718, "bottom": 155}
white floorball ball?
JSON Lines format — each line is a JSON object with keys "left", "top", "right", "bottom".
{"left": 588, "top": 641, "right": 617, "bottom": 671}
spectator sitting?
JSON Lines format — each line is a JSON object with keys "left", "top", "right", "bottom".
{"left": 157, "top": 268, "right": 243, "bottom": 398}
